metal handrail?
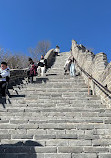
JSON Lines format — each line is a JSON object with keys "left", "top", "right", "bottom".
{"left": 75, "top": 60, "right": 111, "bottom": 95}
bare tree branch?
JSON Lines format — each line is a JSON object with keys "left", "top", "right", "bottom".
{"left": 29, "top": 40, "right": 51, "bottom": 60}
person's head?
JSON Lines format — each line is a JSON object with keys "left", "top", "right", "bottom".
{"left": 41, "top": 55, "right": 44, "bottom": 59}
{"left": 1, "top": 62, "right": 7, "bottom": 70}
{"left": 28, "top": 57, "right": 33, "bottom": 61}
{"left": 56, "top": 45, "right": 59, "bottom": 48}
{"left": 28, "top": 58, "right": 34, "bottom": 64}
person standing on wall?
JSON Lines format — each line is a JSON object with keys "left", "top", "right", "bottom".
{"left": 54, "top": 45, "right": 60, "bottom": 56}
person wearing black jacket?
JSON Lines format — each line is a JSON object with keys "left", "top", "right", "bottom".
{"left": 38, "top": 55, "right": 47, "bottom": 76}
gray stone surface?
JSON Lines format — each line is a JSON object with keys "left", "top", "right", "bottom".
{"left": 72, "top": 153, "right": 97, "bottom": 158}
{"left": 0, "top": 51, "right": 110, "bottom": 157}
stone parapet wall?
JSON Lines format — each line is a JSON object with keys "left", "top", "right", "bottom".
{"left": 72, "top": 40, "right": 111, "bottom": 107}
{"left": 9, "top": 49, "right": 55, "bottom": 84}
{"left": 45, "top": 49, "right": 55, "bottom": 68}
{"left": 9, "top": 69, "right": 28, "bottom": 85}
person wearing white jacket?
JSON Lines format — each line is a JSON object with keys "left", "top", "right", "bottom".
{"left": 38, "top": 55, "right": 47, "bottom": 77}
{"left": 54, "top": 45, "right": 60, "bottom": 56}
{"left": 0, "top": 62, "right": 10, "bottom": 97}
{"left": 64, "top": 59, "right": 71, "bottom": 75}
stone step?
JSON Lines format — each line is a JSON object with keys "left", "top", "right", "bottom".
{"left": 0, "top": 123, "right": 111, "bottom": 132}
{"left": 0, "top": 145, "right": 109, "bottom": 154}
{"left": 0, "top": 152, "right": 111, "bottom": 158}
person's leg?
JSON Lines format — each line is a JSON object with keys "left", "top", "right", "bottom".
{"left": 30, "top": 75, "right": 33, "bottom": 83}
{"left": 0, "top": 82, "right": 2, "bottom": 97}
{"left": 72, "top": 64, "right": 75, "bottom": 76}
{"left": 70, "top": 64, "right": 72, "bottom": 76}
{"left": 1, "top": 82, "right": 6, "bottom": 97}
{"left": 27, "top": 70, "right": 30, "bottom": 83}
{"left": 37, "top": 66, "right": 41, "bottom": 76}
{"left": 40, "top": 67, "right": 43, "bottom": 76}
{"left": 41, "top": 67, "right": 45, "bottom": 76}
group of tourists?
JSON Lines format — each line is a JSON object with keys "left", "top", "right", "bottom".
{"left": 27, "top": 45, "right": 60, "bottom": 83}
{"left": 0, "top": 45, "right": 76, "bottom": 98}
{"left": 27, "top": 55, "right": 47, "bottom": 83}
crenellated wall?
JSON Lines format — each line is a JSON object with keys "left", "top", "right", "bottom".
{"left": 72, "top": 40, "right": 111, "bottom": 107}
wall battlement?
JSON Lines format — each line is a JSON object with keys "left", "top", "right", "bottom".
{"left": 72, "top": 40, "right": 111, "bottom": 107}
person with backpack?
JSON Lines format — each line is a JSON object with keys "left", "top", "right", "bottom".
{"left": 0, "top": 62, "right": 10, "bottom": 97}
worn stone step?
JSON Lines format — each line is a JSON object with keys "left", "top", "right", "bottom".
{"left": 3, "top": 117, "right": 104, "bottom": 124}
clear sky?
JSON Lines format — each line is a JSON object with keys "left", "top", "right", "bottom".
{"left": 0, "top": 0, "right": 111, "bottom": 62}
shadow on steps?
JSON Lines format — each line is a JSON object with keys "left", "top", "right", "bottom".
{"left": 33, "top": 77, "right": 49, "bottom": 84}
{"left": 0, "top": 140, "right": 42, "bottom": 158}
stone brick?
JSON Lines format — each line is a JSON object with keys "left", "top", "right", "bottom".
{"left": 92, "top": 139, "right": 111, "bottom": 146}
{"left": 0, "top": 134, "right": 11, "bottom": 139}
{"left": 35, "top": 147, "right": 57, "bottom": 153}
{"left": 34, "top": 134, "right": 56, "bottom": 140}
{"left": 10, "top": 120, "right": 28, "bottom": 124}
{"left": 46, "top": 139, "right": 68, "bottom": 146}
{"left": 44, "top": 153, "right": 71, "bottom": 158}
{"left": 77, "top": 124, "right": 94, "bottom": 130}
{"left": 68, "top": 140, "right": 91, "bottom": 146}
{"left": 12, "top": 134, "right": 33, "bottom": 139}
{"left": 72, "top": 153, "right": 97, "bottom": 158}
{"left": 39, "top": 123, "right": 77, "bottom": 129}
{"left": 56, "top": 134, "right": 77, "bottom": 139}
{"left": 18, "top": 124, "right": 39, "bottom": 129}
{"left": 27, "top": 129, "right": 47, "bottom": 135}
{"left": 99, "top": 154, "right": 111, "bottom": 158}
{"left": 83, "top": 147, "right": 109, "bottom": 153}
{"left": 46, "top": 129, "right": 65, "bottom": 135}
{"left": 58, "top": 147, "right": 83, "bottom": 153}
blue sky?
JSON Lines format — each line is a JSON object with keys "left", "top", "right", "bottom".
{"left": 0, "top": 0, "right": 111, "bottom": 62}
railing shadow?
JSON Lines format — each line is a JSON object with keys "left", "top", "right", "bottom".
{"left": 35, "top": 77, "right": 49, "bottom": 84}
{"left": 0, "top": 140, "right": 42, "bottom": 158}
{"left": 46, "top": 73, "right": 57, "bottom": 76}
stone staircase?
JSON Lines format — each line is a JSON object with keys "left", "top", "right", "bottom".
{"left": 0, "top": 52, "right": 111, "bottom": 158}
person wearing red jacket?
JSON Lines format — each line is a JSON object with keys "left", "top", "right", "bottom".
{"left": 27, "top": 58, "right": 37, "bottom": 83}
